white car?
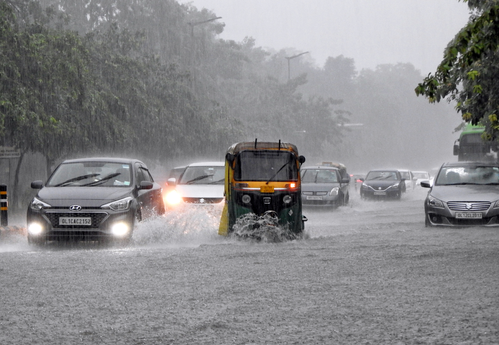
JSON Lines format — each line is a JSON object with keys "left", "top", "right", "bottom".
{"left": 164, "top": 162, "right": 225, "bottom": 208}
{"left": 412, "top": 170, "right": 431, "bottom": 187}
{"left": 397, "top": 169, "right": 415, "bottom": 191}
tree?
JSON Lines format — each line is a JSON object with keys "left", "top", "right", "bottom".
{"left": 415, "top": 0, "right": 499, "bottom": 141}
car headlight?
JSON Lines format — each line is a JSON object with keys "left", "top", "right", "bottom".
{"left": 387, "top": 183, "right": 400, "bottom": 190}
{"left": 427, "top": 195, "right": 444, "bottom": 208}
{"left": 30, "top": 197, "right": 51, "bottom": 211}
{"left": 102, "top": 196, "right": 133, "bottom": 211}
{"left": 165, "top": 190, "right": 182, "bottom": 206}
{"left": 329, "top": 187, "right": 339, "bottom": 196}
{"left": 494, "top": 200, "right": 499, "bottom": 209}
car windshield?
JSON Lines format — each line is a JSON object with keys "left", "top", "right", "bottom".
{"left": 46, "top": 162, "right": 132, "bottom": 187}
{"left": 366, "top": 171, "right": 398, "bottom": 181}
{"left": 435, "top": 165, "right": 499, "bottom": 185}
{"left": 234, "top": 151, "right": 299, "bottom": 181}
{"left": 179, "top": 165, "right": 225, "bottom": 185}
{"left": 301, "top": 169, "right": 339, "bottom": 183}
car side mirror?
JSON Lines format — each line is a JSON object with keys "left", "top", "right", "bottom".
{"left": 420, "top": 180, "right": 431, "bottom": 188}
{"left": 298, "top": 155, "right": 306, "bottom": 164}
{"left": 31, "top": 180, "right": 44, "bottom": 189}
{"left": 341, "top": 177, "right": 350, "bottom": 184}
{"left": 140, "top": 181, "right": 153, "bottom": 190}
{"left": 167, "top": 177, "right": 177, "bottom": 186}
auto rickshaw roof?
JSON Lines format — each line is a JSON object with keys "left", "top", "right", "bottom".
{"left": 228, "top": 141, "right": 299, "bottom": 155}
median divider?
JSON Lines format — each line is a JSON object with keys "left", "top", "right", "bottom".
{"left": 0, "top": 225, "right": 27, "bottom": 240}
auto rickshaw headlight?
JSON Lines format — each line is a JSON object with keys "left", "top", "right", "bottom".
{"left": 283, "top": 195, "right": 293, "bottom": 204}
{"left": 241, "top": 194, "right": 251, "bottom": 204}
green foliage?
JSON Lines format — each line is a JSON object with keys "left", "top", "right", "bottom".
{"left": 416, "top": 0, "right": 499, "bottom": 140}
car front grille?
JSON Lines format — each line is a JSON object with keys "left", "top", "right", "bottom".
{"left": 447, "top": 201, "right": 491, "bottom": 212}
{"left": 46, "top": 212, "right": 108, "bottom": 228}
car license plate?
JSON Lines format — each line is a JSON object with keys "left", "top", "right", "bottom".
{"left": 260, "top": 185, "right": 274, "bottom": 193}
{"left": 373, "top": 191, "right": 386, "bottom": 196}
{"left": 455, "top": 212, "right": 482, "bottom": 219}
{"left": 307, "top": 196, "right": 323, "bottom": 200}
{"left": 59, "top": 217, "right": 92, "bottom": 226}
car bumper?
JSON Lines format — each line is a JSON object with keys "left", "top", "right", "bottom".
{"left": 425, "top": 205, "right": 499, "bottom": 227}
{"left": 27, "top": 208, "right": 135, "bottom": 241}
{"left": 360, "top": 189, "right": 401, "bottom": 198}
{"left": 302, "top": 195, "right": 341, "bottom": 207}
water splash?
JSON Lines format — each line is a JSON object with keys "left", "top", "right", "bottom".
{"left": 232, "top": 211, "right": 300, "bottom": 243}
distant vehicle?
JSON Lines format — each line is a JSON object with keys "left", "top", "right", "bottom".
{"left": 421, "top": 161, "right": 499, "bottom": 227}
{"left": 26, "top": 157, "right": 165, "bottom": 245}
{"left": 360, "top": 169, "right": 405, "bottom": 199}
{"left": 412, "top": 170, "right": 431, "bottom": 187}
{"left": 397, "top": 169, "right": 414, "bottom": 191}
{"left": 453, "top": 124, "right": 497, "bottom": 161}
{"left": 301, "top": 165, "right": 350, "bottom": 207}
{"left": 320, "top": 162, "right": 350, "bottom": 184}
{"left": 350, "top": 173, "right": 366, "bottom": 192}
{"left": 164, "top": 162, "right": 225, "bottom": 209}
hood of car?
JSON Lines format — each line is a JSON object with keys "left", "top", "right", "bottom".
{"left": 364, "top": 180, "right": 401, "bottom": 188}
{"left": 37, "top": 186, "right": 133, "bottom": 207}
{"left": 302, "top": 182, "right": 340, "bottom": 192}
{"left": 430, "top": 184, "right": 499, "bottom": 202}
{"left": 175, "top": 184, "right": 224, "bottom": 198}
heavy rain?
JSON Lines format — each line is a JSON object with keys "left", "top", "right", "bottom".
{"left": 1, "top": 1, "right": 499, "bottom": 344}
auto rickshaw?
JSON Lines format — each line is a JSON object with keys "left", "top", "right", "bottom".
{"left": 218, "top": 140, "right": 306, "bottom": 238}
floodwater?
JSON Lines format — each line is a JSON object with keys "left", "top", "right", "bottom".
{"left": 1, "top": 188, "right": 498, "bottom": 344}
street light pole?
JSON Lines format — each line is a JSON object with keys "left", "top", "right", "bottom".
{"left": 187, "top": 16, "right": 222, "bottom": 91}
{"left": 285, "top": 51, "right": 309, "bottom": 81}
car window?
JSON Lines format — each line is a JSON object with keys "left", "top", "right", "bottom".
{"left": 136, "top": 166, "right": 153, "bottom": 184}
{"left": 366, "top": 171, "right": 398, "bottom": 181}
{"left": 436, "top": 166, "right": 499, "bottom": 185}
{"left": 302, "top": 169, "right": 338, "bottom": 183}
{"left": 47, "top": 162, "right": 132, "bottom": 187}
{"left": 180, "top": 166, "right": 225, "bottom": 184}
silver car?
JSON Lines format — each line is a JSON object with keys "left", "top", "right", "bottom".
{"left": 301, "top": 166, "right": 350, "bottom": 207}
{"left": 422, "top": 161, "right": 499, "bottom": 227}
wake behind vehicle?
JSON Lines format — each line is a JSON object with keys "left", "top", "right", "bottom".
{"left": 218, "top": 140, "right": 306, "bottom": 238}
{"left": 26, "top": 157, "right": 165, "bottom": 245}
{"left": 422, "top": 161, "right": 499, "bottom": 227}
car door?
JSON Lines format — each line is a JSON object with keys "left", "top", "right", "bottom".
{"left": 135, "top": 163, "right": 160, "bottom": 217}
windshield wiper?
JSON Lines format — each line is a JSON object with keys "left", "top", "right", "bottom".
{"left": 82, "top": 173, "right": 121, "bottom": 186}
{"left": 266, "top": 163, "right": 289, "bottom": 184}
{"left": 55, "top": 173, "right": 100, "bottom": 187}
{"left": 185, "top": 175, "right": 211, "bottom": 184}
{"left": 209, "top": 178, "right": 225, "bottom": 184}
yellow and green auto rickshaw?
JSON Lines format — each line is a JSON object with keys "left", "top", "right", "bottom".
{"left": 218, "top": 140, "right": 306, "bottom": 238}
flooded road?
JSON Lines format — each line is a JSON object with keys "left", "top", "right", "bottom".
{"left": 1, "top": 188, "right": 498, "bottom": 344}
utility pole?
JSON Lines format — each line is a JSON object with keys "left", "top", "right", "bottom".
{"left": 285, "top": 51, "right": 309, "bottom": 81}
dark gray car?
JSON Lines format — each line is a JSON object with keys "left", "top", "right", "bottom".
{"left": 360, "top": 169, "right": 406, "bottom": 199}
{"left": 422, "top": 161, "right": 499, "bottom": 227}
{"left": 301, "top": 166, "right": 350, "bottom": 207}
{"left": 26, "top": 157, "right": 165, "bottom": 244}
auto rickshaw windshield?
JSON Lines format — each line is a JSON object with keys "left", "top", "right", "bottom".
{"left": 234, "top": 151, "right": 299, "bottom": 181}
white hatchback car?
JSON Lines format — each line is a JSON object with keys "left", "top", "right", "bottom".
{"left": 164, "top": 162, "right": 225, "bottom": 209}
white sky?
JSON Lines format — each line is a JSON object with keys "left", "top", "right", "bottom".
{"left": 179, "top": 0, "right": 471, "bottom": 74}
